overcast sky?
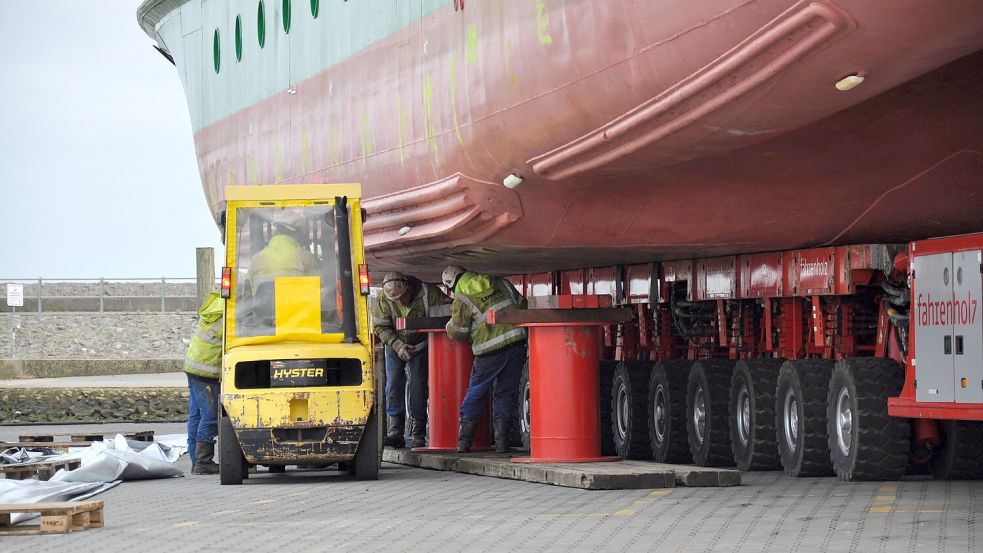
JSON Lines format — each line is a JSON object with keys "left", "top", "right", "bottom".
{"left": 0, "top": 1, "right": 222, "bottom": 279}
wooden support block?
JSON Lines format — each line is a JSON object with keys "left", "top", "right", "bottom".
{"left": 396, "top": 316, "right": 451, "bottom": 331}
{"left": 487, "top": 307, "right": 633, "bottom": 325}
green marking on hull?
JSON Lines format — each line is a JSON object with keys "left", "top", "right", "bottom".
{"left": 155, "top": 0, "right": 456, "bottom": 132}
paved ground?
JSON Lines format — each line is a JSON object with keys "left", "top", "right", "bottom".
{"left": 1, "top": 423, "right": 980, "bottom": 551}
{"left": 0, "top": 372, "right": 185, "bottom": 388}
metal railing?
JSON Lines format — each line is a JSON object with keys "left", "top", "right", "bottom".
{"left": 0, "top": 277, "right": 210, "bottom": 313}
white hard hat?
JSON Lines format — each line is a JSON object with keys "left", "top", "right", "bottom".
{"left": 442, "top": 266, "right": 466, "bottom": 290}
{"left": 275, "top": 210, "right": 306, "bottom": 233}
{"left": 382, "top": 272, "right": 410, "bottom": 301}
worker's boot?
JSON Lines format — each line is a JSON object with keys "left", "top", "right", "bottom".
{"left": 385, "top": 415, "right": 405, "bottom": 448}
{"left": 457, "top": 419, "right": 478, "bottom": 453}
{"left": 191, "top": 441, "right": 219, "bottom": 475}
{"left": 407, "top": 418, "right": 427, "bottom": 449}
{"left": 493, "top": 419, "right": 511, "bottom": 454}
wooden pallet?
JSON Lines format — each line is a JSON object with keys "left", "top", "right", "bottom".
{"left": 0, "top": 459, "right": 81, "bottom": 481}
{"left": 0, "top": 501, "right": 104, "bottom": 535}
{"left": 18, "top": 430, "right": 154, "bottom": 443}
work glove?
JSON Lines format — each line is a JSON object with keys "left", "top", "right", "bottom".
{"left": 392, "top": 340, "right": 413, "bottom": 362}
{"left": 397, "top": 343, "right": 414, "bottom": 362}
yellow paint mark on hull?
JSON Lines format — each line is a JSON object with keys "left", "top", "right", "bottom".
{"left": 536, "top": 0, "right": 553, "bottom": 46}
{"left": 450, "top": 55, "right": 464, "bottom": 145}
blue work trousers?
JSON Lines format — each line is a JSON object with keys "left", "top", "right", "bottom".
{"left": 186, "top": 373, "right": 220, "bottom": 460}
{"left": 384, "top": 345, "right": 429, "bottom": 421}
{"left": 459, "top": 342, "right": 526, "bottom": 422}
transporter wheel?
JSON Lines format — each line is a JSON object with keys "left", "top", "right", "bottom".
{"left": 219, "top": 416, "right": 247, "bottom": 485}
{"left": 648, "top": 360, "right": 692, "bottom": 464}
{"left": 517, "top": 361, "right": 531, "bottom": 450}
{"left": 599, "top": 360, "right": 618, "bottom": 456}
{"left": 827, "top": 358, "right": 910, "bottom": 481}
{"left": 611, "top": 360, "right": 652, "bottom": 460}
{"left": 775, "top": 360, "right": 834, "bottom": 477}
{"left": 686, "top": 359, "right": 736, "bottom": 467}
{"left": 353, "top": 408, "right": 381, "bottom": 481}
{"left": 931, "top": 420, "right": 983, "bottom": 480}
{"left": 729, "top": 358, "right": 783, "bottom": 471}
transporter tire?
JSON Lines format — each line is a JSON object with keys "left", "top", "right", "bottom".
{"left": 611, "top": 360, "right": 652, "bottom": 460}
{"left": 775, "top": 359, "right": 834, "bottom": 477}
{"left": 648, "top": 360, "right": 692, "bottom": 464}
{"left": 931, "top": 420, "right": 983, "bottom": 480}
{"left": 353, "top": 408, "right": 381, "bottom": 481}
{"left": 219, "top": 416, "right": 247, "bottom": 485}
{"left": 729, "top": 358, "right": 783, "bottom": 471}
{"left": 686, "top": 359, "right": 736, "bottom": 467}
{"left": 517, "top": 362, "right": 531, "bottom": 450}
{"left": 827, "top": 358, "right": 910, "bottom": 481}
{"left": 599, "top": 360, "right": 618, "bottom": 456}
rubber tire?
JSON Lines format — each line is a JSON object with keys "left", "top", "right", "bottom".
{"left": 598, "top": 360, "right": 618, "bottom": 456}
{"left": 729, "top": 358, "right": 783, "bottom": 471}
{"left": 517, "top": 361, "right": 531, "bottom": 450}
{"left": 611, "top": 360, "right": 652, "bottom": 459}
{"left": 686, "top": 359, "right": 736, "bottom": 467}
{"left": 648, "top": 360, "right": 692, "bottom": 464}
{"left": 219, "top": 416, "right": 247, "bottom": 485}
{"left": 775, "top": 359, "right": 834, "bottom": 477}
{"left": 931, "top": 420, "right": 983, "bottom": 480}
{"left": 827, "top": 357, "right": 910, "bottom": 481}
{"left": 353, "top": 408, "right": 380, "bottom": 481}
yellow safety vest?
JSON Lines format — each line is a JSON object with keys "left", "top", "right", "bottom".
{"left": 183, "top": 292, "right": 224, "bottom": 380}
{"left": 446, "top": 273, "right": 526, "bottom": 356}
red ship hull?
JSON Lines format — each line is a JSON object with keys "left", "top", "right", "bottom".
{"left": 148, "top": 0, "right": 983, "bottom": 276}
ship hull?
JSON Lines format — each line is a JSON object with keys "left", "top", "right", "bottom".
{"left": 140, "top": 0, "right": 983, "bottom": 276}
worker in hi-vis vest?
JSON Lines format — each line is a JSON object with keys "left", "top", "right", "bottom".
{"left": 372, "top": 272, "right": 451, "bottom": 448}
{"left": 183, "top": 292, "right": 224, "bottom": 475}
{"left": 442, "top": 266, "right": 527, "bottom": 453}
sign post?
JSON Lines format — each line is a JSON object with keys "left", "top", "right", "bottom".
{"left": 7, "top": 283, "right": 23, "bottom": 358}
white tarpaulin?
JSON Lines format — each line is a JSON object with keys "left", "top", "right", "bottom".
{"left": 0, "top": 433, "right": 187, "bottom": 524}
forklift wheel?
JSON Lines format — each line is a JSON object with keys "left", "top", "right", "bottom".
{"left": 219, "top": 416, "right": 247, "bottom": 485}
{"left": 353, "top": 408, "right": 381, "bottom": 481}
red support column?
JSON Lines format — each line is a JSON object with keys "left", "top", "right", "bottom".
{"left": 512, "top": 322, "right": 620, "bottom": 464}
{"left": 394, "top": 324, "right": 491, "bottom": 452}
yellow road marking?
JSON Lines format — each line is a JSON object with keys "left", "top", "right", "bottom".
{"left": 287, "top": 492, "right": 309, "bottom": 497}
{"left": 535, "top": 513, "right": 617, "bottom": 518}
{"left": 874, "top": 495, "right": 897, "bottom": 502}
{"left": 870, "top": 507, "right": 945, "bottom": 514}
{"left": 252, "top": 499, "right": 277, "bottom": 505}
{"left": 650, "top": 490, "right": 672, "bottom": 496}
{"left": 614, "top": 509, "right": 637, "bottom": 516}
{"left": 634, "top": 499, "right": 656, "bottom": 505}
{"left": 879, "top": 485, "right": 898, "bottom": 493}
{"left": 172, "top": 521, "right": 201, "bottom": 528}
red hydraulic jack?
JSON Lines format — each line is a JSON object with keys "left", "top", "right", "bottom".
{"left": 488, "top": 297, "right": 633, "bottom": 463}
{"left": 396, "top": 315, "right": 492, "bottom": 452}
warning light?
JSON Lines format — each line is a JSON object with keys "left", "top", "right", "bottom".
{"left": 221, "top": 266, "right": 232, "bottom": 298}
{"left": 358, "top": 264, "right": 370, "bottom": 295}
{"left": 961, "top": 377, "right": 968, "bottom": 389}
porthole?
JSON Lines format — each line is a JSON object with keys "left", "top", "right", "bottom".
{"left": 282, "top": 0, "right": 291, "bottom": 34}
{"left": 234, "top": 15, "right": 242, "bottom": 61}
{"left": 310, "top": 0, "right": 319, "bottom": 18}
{"left": 257, "top": 1, "right": 266, "bottom": 48}
{"left": 213, "top": 29, "right": 220, "bottom": 73}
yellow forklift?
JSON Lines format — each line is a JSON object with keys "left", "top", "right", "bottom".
{"left": 217, "top": 184, "right": 381, "bottom": 484}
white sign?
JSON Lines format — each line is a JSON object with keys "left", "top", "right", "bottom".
{"left": 6, "top": 284, "right": 24, "bottom": 307}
